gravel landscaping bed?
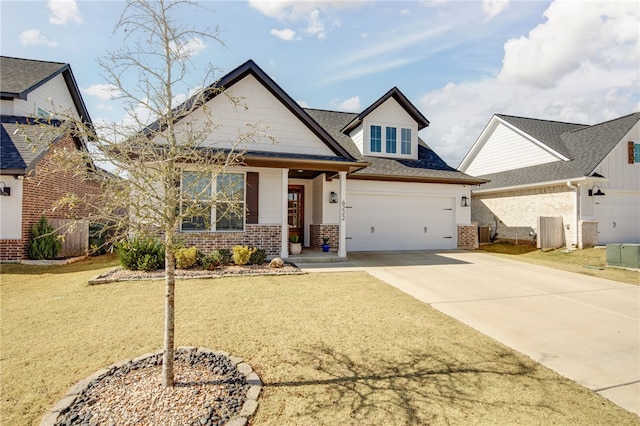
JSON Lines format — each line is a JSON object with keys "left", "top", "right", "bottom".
{"left": 48, "top": 348, "right": 261, "bottom": 426}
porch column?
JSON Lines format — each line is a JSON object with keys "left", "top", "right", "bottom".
{"left": 281, "top": 168, "right": 289, "bottom": 258}
{"left": 338, "top": 171, "right": 347, "bottom": 258}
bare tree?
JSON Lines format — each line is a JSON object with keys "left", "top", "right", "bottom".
{"left": 25, "top": 0, "right": 268, "bottom": 387}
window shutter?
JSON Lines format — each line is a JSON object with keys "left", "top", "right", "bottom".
{"left": 629, "top": 141, "right": 635, "bottom": 164}
{"left": 246, "top": 172, "right": 259, "bottom": 224}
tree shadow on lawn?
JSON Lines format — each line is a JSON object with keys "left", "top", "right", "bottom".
{"left": 264, "top": 342, "right": 565, "bottom": 424}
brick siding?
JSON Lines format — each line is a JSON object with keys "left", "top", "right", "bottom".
{"left": 176, "top": 225, "right": 282, "bottom": 256}
{"left": 0, "top": 135, "right": 102, "bottom": 261}
{"left": 457, "top": 224, "right": 479, "bottom": 250}
{"left": 309, "top": 224, "right": 339, "bottom": 252}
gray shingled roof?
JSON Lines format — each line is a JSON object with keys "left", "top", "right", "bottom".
{"left": 0, "top": 56, "right": 67, "bottom": 98}
{"left": 306, "top": 108, "right": 486, "bottom": 184}
{"left": 1, "top": 116, "right": 64, "bottom": 173}
{"left": 477, "top": 112, "right": 640, "bottom": 191}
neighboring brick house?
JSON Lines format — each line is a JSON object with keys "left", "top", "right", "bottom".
{"left": 459, "top": 113, "right": 640, "bottom": 248}
{"left": 0, "top": 57, "right": 101, "bottom": 261}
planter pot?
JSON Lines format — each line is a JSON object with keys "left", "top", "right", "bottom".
{"left": 289, "top": 242, "right": 302, "bottom": 255}
{"left": 321, "top": 244, "right": 330, "bottom": 252}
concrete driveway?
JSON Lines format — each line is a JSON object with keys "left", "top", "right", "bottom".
{"left": 297, "top": 250, "right": 640, "bottom": 415}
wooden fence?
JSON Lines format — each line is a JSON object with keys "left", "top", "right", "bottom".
{"left": 49, "top": 218, "right": 89, "bottom": 258}
{"left": 537, "top": 216, "right": 565, "bottom": 250}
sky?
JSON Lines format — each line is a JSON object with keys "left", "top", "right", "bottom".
{"left": 1, "top": 0, "right": 638, "bottom": 167}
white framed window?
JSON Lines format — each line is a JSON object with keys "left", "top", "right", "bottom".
{"left": 181, "top": 171, "right": 245, "bottom": 232}
{"left": 370, "top": 125, "right": 382, "bottom": 152}
{"left": 386, "top": 127, "right": 397, "bottom": 154}
{"left": 635, "top": 143, "right": 640, "bottom": 164}
{"left": 401, "top": 128, "right": 411, "bottom": 155}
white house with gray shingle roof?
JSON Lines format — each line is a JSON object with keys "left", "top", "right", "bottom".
{"left": 459, "top": 113, "right": 640, "bottom": 247}
{"left": 143, "top": 60, "right": 486, "bottom": 258}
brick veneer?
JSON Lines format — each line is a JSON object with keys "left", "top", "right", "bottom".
{"left": 457, "top": 224, "right": 479, "bottom": 250}
{"left": 309, "top": 224, "right": 339, "bottom": 252}
{"left": 177, "top": 225, "right": 282, "bottom": 256}
{"left": 0, "top": 135, "right": 102, "bottom": 261}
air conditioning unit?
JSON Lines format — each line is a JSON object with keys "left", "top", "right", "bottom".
{"left": 621, "top": 244, "right": 640, "bottom": 269}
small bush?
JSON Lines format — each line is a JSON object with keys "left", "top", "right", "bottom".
{"left": 202, "top": 249, "right": 232, "bottom": 270}
{"left": 29, "top": 215, "right": 62, "bottom": 260}
{"left": 249, "top": 247, "right": 267, "bottom": 265}
{"left": 116, "top": 237, "right": 165, "bottom": 271}
{"left": 175, "top": 247, "right": 198, "bottom": 269}
{"left": 232, "top": 245, "right": 256, "bottom": 266}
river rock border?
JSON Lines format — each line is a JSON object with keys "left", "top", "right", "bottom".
{"left": 40, "top": 347, "right": 262, "bottom": 426}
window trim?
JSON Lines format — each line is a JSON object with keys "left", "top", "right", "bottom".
{"left": 366, "top": 122, "right": 416, "bottom": 159}
{"left": 370, "top": 125, "right": 382, "bottom": 153}
{"left": 180, "top": 170, "right": 247, "bottom": 233}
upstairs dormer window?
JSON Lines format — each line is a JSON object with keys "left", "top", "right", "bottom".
{"left": 386, "top": 127, "right": 396, "bottom": 154}
{"left": 370, "top": 125, "right": 382, "bottom": 152}
{"left": 401, "top": 128, "right": 411, "bottom": 155}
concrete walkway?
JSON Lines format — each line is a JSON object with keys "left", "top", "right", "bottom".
{"left": 296, "top": 250, "right": 640, "bottom": 415}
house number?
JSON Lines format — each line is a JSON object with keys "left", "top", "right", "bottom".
{"left": 341, "top": 200, "right": 347, "bottom": 221}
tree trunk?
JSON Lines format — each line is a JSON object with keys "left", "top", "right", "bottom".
{"left": 162, "top": 237, "right": 176, "bottom": 387}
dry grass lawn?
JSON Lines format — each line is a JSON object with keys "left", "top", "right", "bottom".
{"left": 1, "top": 255, "right": 638, "bottom": 425}
{"left": 478, "top": 243, "right": 639, "bottom": 286}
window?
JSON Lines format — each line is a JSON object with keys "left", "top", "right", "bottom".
{"left": 370, "top": 125, "right": 382, "bottom": 152}
{"left": 635, "top": 143, "right": 640, "bottom": 164}
{"left": 386, "top": 127, "right": 397, "bottom": 154}
{"left": 401, "top": 128, "right": 411, "bottom": 155}
{"left": 37, "top": 107, "right": 51, "bottom": 118}
{"left": 181, "top": 171, "right": 245, "bottom": 232}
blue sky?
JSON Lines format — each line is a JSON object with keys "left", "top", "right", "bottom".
{"left": 1, "top": 0, "right": 638, "bottom": 166}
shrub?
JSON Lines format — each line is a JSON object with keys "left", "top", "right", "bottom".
{"left": 232, "top": 245, "right": 256, "bottom": 266}
{"left": 29, "top": 215, "right": 62, "bottom": 260}
{"left": 175, "top": 247, "right": 198, "bottom": 269}
{"left": 249, "top": 247, "right": 267, "bottom": 265}
{"left": 116, "top": 237, "right": 165, "bottom": 271}
{"left": 202, "top": 249, "right": 232, "bottom": 270}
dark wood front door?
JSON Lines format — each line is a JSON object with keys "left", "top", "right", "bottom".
{"left": 288, "top": 185, "right": 304, "bottom": 243}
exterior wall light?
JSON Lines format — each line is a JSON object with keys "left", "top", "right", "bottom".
{"left": 0, "top": 182, "right": 11, "bottom": 196}
{"left": 461, "top": 196, "right": 469, "bottom": 207}
{"left": 588, "top": 185, "right": 605, "bottom": 196}
{"left": 329, "top": 191, "right": 338, "bottom": 203}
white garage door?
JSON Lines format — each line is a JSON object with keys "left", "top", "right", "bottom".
{"left": 594, "top": 193, "right": 640, "bottom": 244}
{"left": 346, "top": 192, "right": 456, "bottom": 251}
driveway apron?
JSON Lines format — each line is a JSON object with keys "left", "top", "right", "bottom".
{"left": 313, "top": 251, "right": 640, "bottom": 415}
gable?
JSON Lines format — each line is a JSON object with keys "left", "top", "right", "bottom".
{"left": 462, "top": 118, "right": 569, "bottom": 176}
{"left": 174, "top": 74, "right": 337, "bottom": 157}
{"left": 10, "top": 73, "right": 80, "bottom": 119}
{"left": 592, "top": 118, "right": 640, "bottom": 190}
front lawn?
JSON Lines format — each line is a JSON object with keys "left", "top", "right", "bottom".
{"left": 1, "top": 255, "right": 638, "bottom": 425}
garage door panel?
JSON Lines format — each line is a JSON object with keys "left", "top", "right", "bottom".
{"left": 346, "top": 192, "right": 456, "bottom": 251}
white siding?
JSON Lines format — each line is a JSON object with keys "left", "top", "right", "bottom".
{"left": 593, "top": 191, "right": 640, "bottom": 244}
{"left": 349, "top": 124, "right": 364, "bottom": 155}
{"left": 361, "top": 98, "right": 418, "bottom": 160}
{"left": 11, "top": 74, "right": 80, "bottom": 120}
{"left": 173, "top": 75, "right": 336, "bottom": 157}
{"left": 0, "top": 100, "right": 14, "bottom": 115}
{"left": 464, "top": 122, "right": 564, "bottom": 176}
{"left": 0, "top": 176, "right": 23, "bottom": 240}
{"left": 593, "top": 122, "right": 640, "bottom": 191}
{"left": 250, "top": 168, "right": 283, "bottom": 225}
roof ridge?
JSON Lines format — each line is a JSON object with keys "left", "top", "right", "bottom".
{"left": 304, "top": 107, "right": 358, "bottom": 115}
{"left": 497, "top": 113, "right": 587, "bottom": 127}
{"left": 566, "top": 111, "right": 640, "bottom": 134}
{"left": 0, "top": 55, "right": 66, "bottom": 66}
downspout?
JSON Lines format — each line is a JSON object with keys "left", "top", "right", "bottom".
{"left": 566, "top": 181, "right": 579, "bottom": 247}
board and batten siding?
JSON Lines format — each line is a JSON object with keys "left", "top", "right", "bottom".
{"left": 464, "top": 122, "right": 564, "bottom": 176}
{"left": 173, "top": 74, "right": 336, "bottom": 157}
{"left": 593, "top": 121, "right": 640, "bottom": 191}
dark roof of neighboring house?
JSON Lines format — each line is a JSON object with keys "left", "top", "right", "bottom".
{"left": 0, "top": 56, "right": 92, "bottom": 123}
{"left": 0, "top": 115, "right": 65, "bottom": 174}
{"left": 306, "top": 108, "right": 486, "bottom": 184}
{"left": 341, "top": 87, "right": 430, "bottom": 134}
{"left": 476, "top": 112, "right": 640, "bottom": 191}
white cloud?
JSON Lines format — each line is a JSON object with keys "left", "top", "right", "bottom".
{"left": 249, "top": 0, "right": 365, "bottom": 39}
{"left": 270, "top": 28, "right": 298, "bottom": 41}
{"left": 83, "top": 84, "right": 121, "bottom": 101}
{"left": 331, "top": 96, "right": 361, "bottom": 112}
{"left": 19, "top": 29, "right": 58, "bottom": 47}
{"left": 48, "top": 0, "right": 83, "bottom": 25}
{"left": 482, "top": 0, "right": 510, "bottom": 19}
{"left": 418, "top": 0, "right": 640, "bottom": 168}
{"left": 499, "top": 1, "right": 639, "bottom": 88}
{"left": 169, "top": 37, "right": 206, "bottom": 59}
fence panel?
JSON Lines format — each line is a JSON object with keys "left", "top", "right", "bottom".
{"left": 537, "top": 216, "right": 564, "bottom": 250}
{"left": 50, "top": 219, "right": 88, "bottom": 258}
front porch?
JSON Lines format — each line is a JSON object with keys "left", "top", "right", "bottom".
{"left": 286, "top": 247, "right": 349, "bottom": 264}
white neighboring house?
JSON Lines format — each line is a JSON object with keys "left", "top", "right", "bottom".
{"left": 143, "top": 60, "right": 486, "bottom": 258}
{"left": 459, "top": 113, "right": 640, "bottom": 247}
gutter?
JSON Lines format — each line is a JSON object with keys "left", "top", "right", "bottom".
{"left": 472, "top": 175, "right": 607, "bottom": 194}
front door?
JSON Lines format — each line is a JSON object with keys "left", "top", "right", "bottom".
{"left": 288, "top": 185, "right": 304, "bottom": 244}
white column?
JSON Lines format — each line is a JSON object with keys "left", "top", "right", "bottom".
{"left": 281, "top": 169, "right": 289, "bottom": 258}
{"left": 338, "top": 171, "right": 347, "bottom": 258}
